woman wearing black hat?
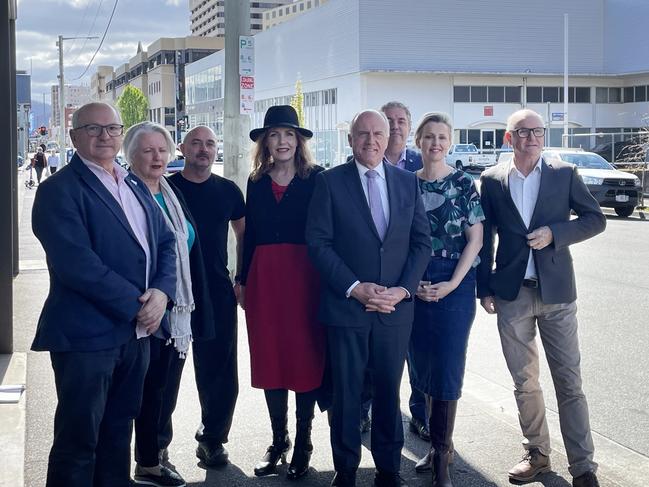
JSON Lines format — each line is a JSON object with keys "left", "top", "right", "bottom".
{"left": 240, "top": 105, "right": 326, "bottom": 480}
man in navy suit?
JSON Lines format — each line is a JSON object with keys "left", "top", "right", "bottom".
{"left": 381, "top": 101, "right": 423, "bottom": 173}
{"left": 31, "top": 102, "right": 176, "bottom": 487}
{"left": 306, "top": 110, "right": 431, "bottom": 487}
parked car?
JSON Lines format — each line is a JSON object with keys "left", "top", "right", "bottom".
{"left": 167, "top": 157, "right": 185, "bottom": 174}
{"left": 592, "top": 139, "right": 648, "bottom": 166}
{"left": 445, "top": 143, "right": 497, "bottom": 171}
{"left": 544, "top": 150, "right": 641, "bottom": 217}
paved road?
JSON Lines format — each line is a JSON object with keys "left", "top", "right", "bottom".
{"left": 15, "top": 166, "right": 649, "bottom": 486}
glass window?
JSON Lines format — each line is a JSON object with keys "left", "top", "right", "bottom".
{"left": 575, "top": 87, "right": 590, "bottom": 103}
{"left": 624, "top": 86, "right": 634, "bottom": 103}
{"left": 293, "top": 5, "right": 297, "bottom": 12}
{"left": 470, "top": 86, "right": 487, "bottom": 102}
{"left": 543, "top": 87, "right": 559, "bottom": 103}
{"left": 526, "top": 86, "right": 542, "bottom": 103}
{"left": 609, "top": 87, "right": 621, "bottom": 103}
{"left": 453, "top": 86, "right": 470, "bottom": 102}
{"left": 307, "top": 1, "right": 312, "bottom": 7}
{"left": 300, "top": 3, "right": 304, "bottom": 10}
{"left": 596, "top": 87, "right": 608, "bottom": 103}
{"left": 635, "top": 85, "right": 647, "bottom": 102}
{"left": 505, "top": 86, "right": 520, "bottom": 103}
{"left": 487, "top": 86, "right": 504, "bottom": 103}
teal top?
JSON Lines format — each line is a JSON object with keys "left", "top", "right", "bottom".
{"left": 154, "top": 192, "right": 196, "bottom": 251}
{"left": 418, "top": 169, "right": 485, "bottom": 267}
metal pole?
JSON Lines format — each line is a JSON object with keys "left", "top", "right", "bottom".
{"left": 0, "top": 0, "right": 17, "bottom": 353}
{"left": 223, "top": 0, "right": 251, "bottom": 273}
{"left": 563, "top": 13, "right": 569, "bottom": 147}
{"left": 58, "top": 35, "right": 66, "bottom": 166}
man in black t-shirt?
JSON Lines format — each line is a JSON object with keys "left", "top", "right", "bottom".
{"left": 167, "top": 126, "right": 245, "bottom": 467}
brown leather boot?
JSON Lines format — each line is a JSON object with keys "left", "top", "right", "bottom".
{"left": 507, "top": 448, "right": 551, "bottom": 482}
{"left": 429, "top": 400, "right": 458, "bottom": 487}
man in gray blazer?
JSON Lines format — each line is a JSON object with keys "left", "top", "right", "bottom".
{"left": 477, "top": 109, "right": 605, "bottom": 487}
{"left": 306, "top": 109, "right": 431, "bottom": 487}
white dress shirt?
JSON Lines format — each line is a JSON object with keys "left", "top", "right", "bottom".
{"left": 508, "top": 157, "right": 542, "bottom": 279}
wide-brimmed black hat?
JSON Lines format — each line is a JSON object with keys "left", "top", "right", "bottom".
{"left": 249, "top": 105, "right": 313, "bottom": 142}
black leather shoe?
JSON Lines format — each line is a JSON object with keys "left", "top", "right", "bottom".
{"left": 409, "top": 417, "right": 430, "bottom": 441}
{"left": 331, "top": 471, "right": 356, "bottom": 486}
{"left": 360, "top": 415, "right": 371, "bottom": 433}
{"left": 374, "top": 470, "right": 407, "bottom": 486}
{"left": 573, "top": 471, "right": 600, "bottom": 487}
{"left": 196, "top": 442, "right": 229, "bottom": 467}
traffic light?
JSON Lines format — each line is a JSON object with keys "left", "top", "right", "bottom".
{"left": 39, "top": 126, "right": 48, "bottom": 136}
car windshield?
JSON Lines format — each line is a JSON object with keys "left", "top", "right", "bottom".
{"left": 558, "top": 153, "right": 614, "bottom": 169}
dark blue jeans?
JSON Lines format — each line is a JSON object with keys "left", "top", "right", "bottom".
{"left": 409, "top": 257, "right": 476, "bottom": 400}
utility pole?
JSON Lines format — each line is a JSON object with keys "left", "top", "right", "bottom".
{"left": 223, "top": 0, "right": 251, "bottom": 273}
{"left": 56, "top": 35, "right": 98, "bottom": 165}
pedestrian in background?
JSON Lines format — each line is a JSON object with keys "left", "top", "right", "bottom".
{"left": 240, "top": 105, "right": 326, "bottom": 480}
{"left": 408, "top": 112, "right": 484, "bottom": 486}
{"left": 32, "top": 147, "right": 48, "bottom": 183}
{"left": 48, "top": 150, "right": 60, "bottom": 174}
{"left": 478, "top": 108, "right": 605, "bottom": 487}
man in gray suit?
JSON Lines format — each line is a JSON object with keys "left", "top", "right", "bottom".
{"left": 306, "top": 109, "right": 431, "bottom": 487}
{"left": 477, "top": 109, "right": 605, "bottom": 487}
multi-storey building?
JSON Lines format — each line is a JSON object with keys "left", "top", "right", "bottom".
{"left": 50, "top": 85, "right": 92, "bottom": 127}
{"left": 189, "top": 0, "right": 293, "bottom": 37}
{"left": 262, "top": 0, "right": 328, "bottom": 30}
{"left": 90, "top": 36, "right": 223, "bottom": 142}
{"left": 184, "top": 0, "right": 649, "bottom": 167}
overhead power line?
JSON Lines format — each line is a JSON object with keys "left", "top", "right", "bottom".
{"left": 72, "top": 0, "right": 119, "bottom": 81}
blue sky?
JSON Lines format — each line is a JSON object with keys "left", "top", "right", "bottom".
{"left": 16, "top": 0, "right": 189, "bottom": 98}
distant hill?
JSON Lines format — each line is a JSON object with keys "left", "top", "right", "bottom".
{"left": 30, "top": 97, "right": 51, "bottom": 129}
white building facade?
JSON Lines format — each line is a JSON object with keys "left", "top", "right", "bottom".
{"left": 185, "top": 0, "right": 649, "bottom": 165}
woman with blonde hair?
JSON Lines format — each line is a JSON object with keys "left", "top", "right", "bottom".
{"left": 240, "top": 105, "right": 326, "bottom": 480}
{"left": 409, "top": 112, "right": 484, "bottom": 487}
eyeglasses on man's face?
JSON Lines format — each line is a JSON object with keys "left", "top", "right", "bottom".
{"left": 511, "top": 127, "right": 546, "bottom": 138}
{"left": 74, "top": 124, "right": 124, "bottom": 137}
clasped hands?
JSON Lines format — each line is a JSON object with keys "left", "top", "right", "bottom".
{"left": 415, "top": 280, "right": 455, "bottom": 303}
{"left": 137, "top": 288, "right": 168, "bottom": 335}
{"left": 351, "top": 282, "right": 407, "bottom": 314}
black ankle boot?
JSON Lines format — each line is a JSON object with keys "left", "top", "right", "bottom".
{"left": 254, "top": 430, "right": 291, "bottom": 477}
{"left": 286, "top": 417, "right": 313, "bottom": 480}
{"left": 429, "top": 400, "right": 458, "bottom": 487}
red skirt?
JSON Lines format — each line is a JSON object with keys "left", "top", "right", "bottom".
{"left": 245, "top": 243, "right": 325, "bottom": 392}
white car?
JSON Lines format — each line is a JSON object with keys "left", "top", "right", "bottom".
{"left": 446, "top": 144, "right": 497, "bottom": 171}
{"left": 543, "top": 150, "right": 641, "bottom": 217}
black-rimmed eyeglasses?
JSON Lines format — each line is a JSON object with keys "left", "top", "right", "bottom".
{"left": 511, "top": 127, "right": 546, "bottom": 138}
{"left": 74, "top": 124, "right": 124, "bottom": 137}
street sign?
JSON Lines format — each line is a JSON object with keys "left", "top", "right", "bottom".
{"left": 240, "top": 76, "right": 255, "bottom": 90}
{"left": 239, "top": 36, "right": 254, "bottom": 76}
{"left": 552, "top": 112, "right": 565, "bottom": 121}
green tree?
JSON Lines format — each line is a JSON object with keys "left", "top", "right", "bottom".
{"left": 290, "top": 79, "right": 305, "bottom": 127}
{"left": 116, "top": 85, "right": 149, "bottom": 130}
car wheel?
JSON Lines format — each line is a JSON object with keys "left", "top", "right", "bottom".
{"left": 614, "top": 206, "right": 635, "bottom": 218}
{"left": 456, "top": 161, "right": 463, "bottom": 170}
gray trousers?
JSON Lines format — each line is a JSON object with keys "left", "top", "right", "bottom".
{"left": 495, "top": 287, "right": 597, "bottom": 478}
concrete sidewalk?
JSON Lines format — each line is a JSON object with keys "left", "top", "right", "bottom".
{"left": 2, "top": 167, "right": 646, "bottom": 486}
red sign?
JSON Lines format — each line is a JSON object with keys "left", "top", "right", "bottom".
{"left": 484, "top": 105, "right": 493, "bottom": 116}
{"left": 240, "top": 76, "right": 255, "bottom": 89}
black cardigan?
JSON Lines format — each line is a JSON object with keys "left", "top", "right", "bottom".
{"left": 241, "top": 165, "right": 324, "bottom": 286}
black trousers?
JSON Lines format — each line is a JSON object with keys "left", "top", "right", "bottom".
{"left": 134, "top": 338, "right": 175, "bottom": 467}
{"left": 47, "top": 336, "right": 149, "bottom": 487}
{"left": 50, "top": 166, "right": 58, "bottom": 174}
{"left": 192, "top": 329, "right": 239, "bottom": 445}
{"left": 158, "top": 348, "right": 187, "bottom": 450}
{"left": 328, "top": 320, "right": 411, "bottom": 474}
{"left": 35, "top": 166, "right": 44, "bottom": 183}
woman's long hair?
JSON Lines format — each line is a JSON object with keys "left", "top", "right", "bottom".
{"left": 250, "top": 130, "right": 315, "bottom": 182}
